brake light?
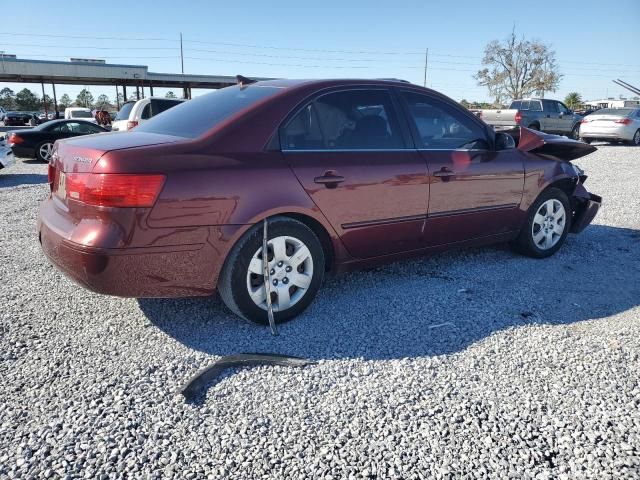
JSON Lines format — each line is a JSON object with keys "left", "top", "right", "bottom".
{"left": 64, "top": 173, "right": 165, "bottom": 207}
{"left": 8, "top": 133, "right": 24, "bottom": 145}
{"left": 515, "top": 111, "right": 522, "bottom": 124}
{"left": 47, "top": 164, "right": 56, "bottom": 191}
{"left": 580, "top": 118, "right": 590, "bottom": 124}
{"left": 126, "top": 121, "right": 139, "bottom": 130}
{"left": 615, "top": 118, "right": 632, "bottom": 125}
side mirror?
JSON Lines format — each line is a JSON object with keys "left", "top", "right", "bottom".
{"left": 495, "top": 132, "right": 516, "bottom": 150}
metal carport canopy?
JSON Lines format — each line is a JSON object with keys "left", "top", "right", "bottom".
{"left": 0, "top": 57, "right": 258, "bottom": 88}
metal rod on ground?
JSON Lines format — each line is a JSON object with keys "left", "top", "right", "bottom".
{"left": 262, "top": 218, "right": 278, "bottom": 336}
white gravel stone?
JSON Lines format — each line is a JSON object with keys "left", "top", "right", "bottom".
{"left": 0, "top": 144, "right": 639, "bottom": 478}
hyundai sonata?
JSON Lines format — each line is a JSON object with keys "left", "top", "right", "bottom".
{"left": 38, "top": 79, "right": 601, "bottom": 324}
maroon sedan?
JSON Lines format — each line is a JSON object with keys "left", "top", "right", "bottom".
{"left": 38, "top": 79, "right": 601, "bottom": 324}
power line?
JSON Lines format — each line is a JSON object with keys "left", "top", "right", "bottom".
{"left": 0, "top": 42, "right": 178, "bottom": 51}
{"left": 0, "top": 32, "right": 174, "bottom": 42}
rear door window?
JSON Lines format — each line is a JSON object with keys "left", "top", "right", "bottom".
{"left": 400, "top": 90, "right": 488, "bottom": 149}
{"left": 529, "top": 100, "right": 542, "bottom": 111}
{"left": 545, "top": 101, "right": 559, "bottom": 113}
{"left": 282, "top": 89, "right": 404, "bottom": 150}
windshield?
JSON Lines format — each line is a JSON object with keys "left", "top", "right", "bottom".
{"left": 70, "top": 110, "right": 93, "bottom": 119}
{"left": 135, "top": 85, "right": 283, "bottom": 138}
{"left": 115, "top": 102, "right": 135, "bottom": 121}
{"left": 592, "top": 108, "right": 635, "bottom": 116}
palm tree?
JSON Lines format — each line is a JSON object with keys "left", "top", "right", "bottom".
{"left": 564, "top": 92, "right": 582, "bottom": 110}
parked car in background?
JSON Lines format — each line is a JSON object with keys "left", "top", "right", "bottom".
{"left": 579, "top": 108, "right": 640, "bottom": 145}
{"left": 0, "top": 142, "right": 15, "bottom": 170}
{"left": 480, "top": 99, "right": 583, "bottom": 139}
{"left": 3, "top": 111, "right": 37, "bottom": 126}
{"left": 8, "top": 119, "right": 107, "bottom": 161}
{"left": 111, "top": 97, "right": 184, "bottom": 132}
{"left": 39, "top": 79, "right": 601, "bottom": 325}
{"left": 64, "top": 107, "right": 97, "bottom": 124}
{"left": 0, "top": 106, "right": 7, "bottom": 125}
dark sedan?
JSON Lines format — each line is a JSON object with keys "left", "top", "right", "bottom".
{"left": 4, "top": 111, "right": 36, "bottom": 126}
{"left": 38, "top": 79, "right": 601, "bottom": 325}
{"left": 8, "top": 119, "right": 107, "bottom": 162}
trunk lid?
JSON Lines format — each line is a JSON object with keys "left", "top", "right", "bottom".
{"left": 53, "top": 131, "right": 181, "bottom": 174}
{"left": 515, "top": 126, "right": 596, "bottom": 161}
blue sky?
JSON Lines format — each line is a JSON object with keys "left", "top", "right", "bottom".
{"left": 1, "top": 0, "right": 639, "bottom": 105}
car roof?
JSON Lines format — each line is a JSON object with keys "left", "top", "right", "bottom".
{"left": 254, "top": 78, "right": 417, "bottom": 89}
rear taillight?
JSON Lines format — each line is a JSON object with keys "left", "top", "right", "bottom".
{"left": 64, "top": 173, "right": 165, "bottom": 207}
{"left": 580, "top": 119, "right": 590, "bottom": 124}
{"left": 126, "top": 121, "right": 139, "bottom": 130}
{"left": 8, "top": 133, "right": 24, "bottom": 145}
{"left": 47, "top": 164, "right": 56, "bottom": 191}
{"left": 615, "top": 118, "right": 632, "bottom": 125}
{"left": 515, "top": 111, "right": 522, "bottom": 125}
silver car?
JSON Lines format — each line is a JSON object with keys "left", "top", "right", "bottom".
{"left": 579, "top": 108, "right": 640, "bottom": 145}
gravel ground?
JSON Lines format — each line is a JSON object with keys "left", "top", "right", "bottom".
{"left": 1, "top": 145, "right": 639, "bottom": 479}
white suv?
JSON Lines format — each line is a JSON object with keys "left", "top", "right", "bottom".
{"left": 112, "top": 97, "right": 184, "bottom": 132}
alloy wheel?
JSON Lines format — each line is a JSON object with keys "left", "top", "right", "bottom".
{"left": 245, "top": 235, "right": 314, "bottom": 312}
{"left": 634, "top": 130, "right": 640, "bottom": 146}
{"left": 531, "top": 199, "right": 566, "bottom": 250}
{"left": 39, "top": 143, "right": 54, "bottom": 161}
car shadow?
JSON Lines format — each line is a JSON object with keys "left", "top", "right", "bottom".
{"left": 139, "top": 224, "right": 640, "bottom": 362}
{"left": 0, "top": 173, "right": 48, "bottom": 188}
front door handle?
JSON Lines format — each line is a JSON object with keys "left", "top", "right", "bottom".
{"left": 314, "top": 171, "right": 345, "bottom": 188}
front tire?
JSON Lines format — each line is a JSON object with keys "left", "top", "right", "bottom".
{"left": 511, "top": 188, "right": 572, "bottom": 259}
{"left": 218, "top": 216, "right": 325, "bottom": 324}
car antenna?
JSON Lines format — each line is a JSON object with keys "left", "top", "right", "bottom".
{"left": 236, "top": 75, "right": 257, "bottom": 89}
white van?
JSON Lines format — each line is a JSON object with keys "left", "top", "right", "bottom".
{"left": 111, "top": 97, "right": 184, "bottom": 132}
{"left": 64, "top": 107, "right": 97, "bottom": 123}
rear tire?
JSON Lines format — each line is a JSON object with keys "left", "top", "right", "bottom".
{"left": 570, "top": 123, "right": 580, "bottom": 140}
{"left": 629, "top": 129, "right": 640, "bottom": 146}
{"left": 218, "top": 216, "right": 325, "bottom": 325}
{"left": 511, "top": 187, "right": 572, "bottom": 259}
{"left": 35, "top": 141, "right": 54, "bottom": 162}
{"left": 528, "top": 123, "right": 540, "bottom": 131}
{"left": 580, "top": 137, "right": 592, "bottom": 144}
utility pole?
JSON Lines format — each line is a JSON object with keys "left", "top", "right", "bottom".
{"left": 180, "top": 32, "right": 184, "bottom": 74}
{"left": 423, "top": 48, "right": 429, "bottom": 87}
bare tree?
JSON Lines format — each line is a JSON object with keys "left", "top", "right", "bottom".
{"left": 475, "top": 30, "right": 561, "bottom": 103}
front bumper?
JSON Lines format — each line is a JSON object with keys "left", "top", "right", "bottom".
{"left": 570, "top": 183, "right": 601, "bottom": 233}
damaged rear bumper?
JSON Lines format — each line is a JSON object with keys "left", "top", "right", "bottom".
{"left": 570, "top": 182, "right": 602, "bottom": 233}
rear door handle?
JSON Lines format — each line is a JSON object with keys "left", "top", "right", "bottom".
{"left": 314, "top": 171, "right": 345, "bottom": 188}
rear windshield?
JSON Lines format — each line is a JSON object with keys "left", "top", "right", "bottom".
{"left": 135, "top": 85, "right": 282, "bottom": 138}
{"left": 594, "top": 108, "right": 635, "bottom": 116}
{"left": 115, "top": 102, "right": 135, "bottom": 121}
{"left": 509, "top": 100, "right": 541, "bottom": 111}
{"left": 70, "top": 110, "right": 93, "bottom": 118}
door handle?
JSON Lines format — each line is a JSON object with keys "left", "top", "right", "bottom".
{"left": 314, "top": 171, "right": 345, "bottom": 188}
